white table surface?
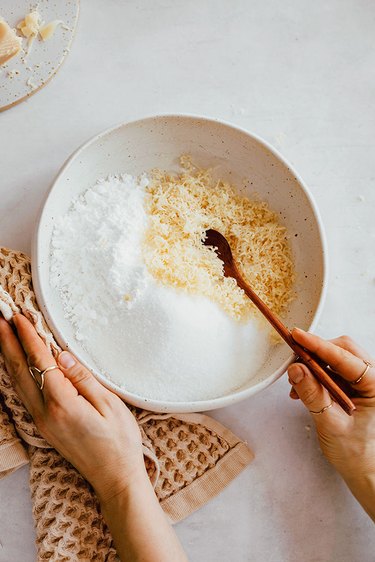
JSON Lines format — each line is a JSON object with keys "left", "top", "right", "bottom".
{"left": 0, "top": 1, "right": 374, "bottom": 560}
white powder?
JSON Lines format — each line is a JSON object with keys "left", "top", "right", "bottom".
{"left": 50, "top": 174, "right": 270, "bottom": 402}
{"left": 50, "top": 174, "right": 150, "bottom": 341}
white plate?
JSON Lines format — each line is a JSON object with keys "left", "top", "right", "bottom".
{"left": 32, "top": 114, "right": 328, "bottom": 413}
{"left": 0, "top": 0, "right": 79, "bottom": 111}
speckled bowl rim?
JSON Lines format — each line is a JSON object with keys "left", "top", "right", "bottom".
{"left": 32, "top": 113, "right": 328, "bottom": 413}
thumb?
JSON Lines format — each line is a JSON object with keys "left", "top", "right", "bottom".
{"left": 58, "top": 351, "right": 110, "bottom": 411}
{"left": 288, "top": 362, "right": 332, "bottom": 415}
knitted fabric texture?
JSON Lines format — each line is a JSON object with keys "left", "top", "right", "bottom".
{"left": 0, "top": 248, "right": 254, "bottom": 561}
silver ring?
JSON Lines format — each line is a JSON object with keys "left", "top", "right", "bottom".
{"left": 309, "top": 400, "right": 333, "bottom": 415}
{"left": 350, "top": 360, "right": 373, "bottom": 386}
{"left": 28, "top": 365, "right": 60, "bottom": 390}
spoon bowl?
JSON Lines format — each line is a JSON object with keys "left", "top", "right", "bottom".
{"left": 203, "top": 229, "right": 235, "bottom": 277}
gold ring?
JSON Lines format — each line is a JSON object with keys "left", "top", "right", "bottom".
{"left": 309, "top": 401, "right": 333, "bottom": 415}
{"left": 28, "top": 365, "right": 60, "bottom": 390}
{"left": 350, "top": 360, "right": 373, "bottom": 386}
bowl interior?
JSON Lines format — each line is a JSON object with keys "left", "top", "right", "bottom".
{"left": 33, "top": 115, "right": 326, "bottom": 413}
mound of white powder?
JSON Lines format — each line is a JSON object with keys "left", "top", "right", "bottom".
{"left": 50, "top": 174, "right": 270, "bottom": 402}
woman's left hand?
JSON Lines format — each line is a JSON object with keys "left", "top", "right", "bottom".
{"left": 0, "top": 314, "right": 145, "bottom": 503}
{"left": 0, "top": 314, "right": 189, "bottom": 561}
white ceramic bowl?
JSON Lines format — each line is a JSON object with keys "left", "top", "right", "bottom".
{"left": 32, "top": 114, "right": 327, "bottom": 413}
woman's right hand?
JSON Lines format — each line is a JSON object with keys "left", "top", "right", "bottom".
{"left": 288, "top": 329, "right": 375, "bottom": 520}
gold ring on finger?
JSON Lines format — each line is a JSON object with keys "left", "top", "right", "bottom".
{"left": 28, "top": 365, "right": 60, "bottom": 390}
{"left": 350, "top": 360, "right": 373, "bottom": 386}
{"left": 309, "top": 400, "right": 333, "bottom": 415}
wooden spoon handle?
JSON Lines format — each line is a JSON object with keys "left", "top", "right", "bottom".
{"left": 235, "top": 270, "right": 356, "bottom": 415}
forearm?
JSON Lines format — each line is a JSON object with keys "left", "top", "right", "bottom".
{"left": 341, "top": 472, "right": 375, "bottom": 522}
{"left": 99, "top": 468, "right": 188, "bottom": 562}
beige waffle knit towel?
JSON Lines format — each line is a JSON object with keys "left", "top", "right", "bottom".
{"left": 0, "top": 248, "right": 253, "bottom": 561}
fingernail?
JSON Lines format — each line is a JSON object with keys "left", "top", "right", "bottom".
{"left": 289, "top": 388, "right": 299, "bottom": 400}
{"left": 58, "top": 351, "right": 76, "bottom": 369}
{"left": 12, "top": 314, "right": 21, "bottom": 327}
{"left": 288, "top": 364, "right": 305, "bottom": 384}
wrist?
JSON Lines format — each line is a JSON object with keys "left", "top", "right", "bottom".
{"left": 96, "top": 461, "right": 187, "bottom": 562}
{"left": 340, "top": 471, "right": 375, "bottom": 521}
{"left": 93, "top": 460, "right": 151, "bottom": 506}
{"left": 329, "top": 446, "right": 375, "bottom": 483}
{"left": 342, "top": 469, "right": 375, "bottom": 492}
{"left": 321, "top": 436, "right": 375, "bottom": 481}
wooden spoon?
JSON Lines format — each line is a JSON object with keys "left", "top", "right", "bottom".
{"left": 203, "top": 229, "right": 356, "bottom": 416}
